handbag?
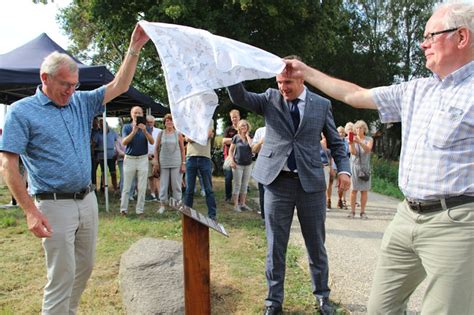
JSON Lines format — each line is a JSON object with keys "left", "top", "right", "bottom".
{"left": 356, "top": 144, "right": 370, "bottom": 181}
{"left": 223, "top": 156, "right": 233, "bottom": 171}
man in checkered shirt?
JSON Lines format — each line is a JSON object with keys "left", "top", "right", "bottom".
{"left": 283, "top": 2, "right": 473, "bottom": 314}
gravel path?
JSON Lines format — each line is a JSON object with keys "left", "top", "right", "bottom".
{"left": 289, "top": 191, "right": 426, "bottom": 314}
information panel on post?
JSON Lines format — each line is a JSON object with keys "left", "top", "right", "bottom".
{"left": 169, "top": 198, "right": 229, "bottom": 237}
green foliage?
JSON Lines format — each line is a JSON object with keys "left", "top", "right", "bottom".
{"left": 371, "top": 155, "right": 399, "bottom": 184}
{"left": 57, "top": 0, "right": 436, "bottom": 131}
{"left": 371, "top": 156, "right": 404, "bottom": 200}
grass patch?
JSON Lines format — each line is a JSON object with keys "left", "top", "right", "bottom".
{"left": 371, "top": 156, "right": 404, "bottom": 200}
{"left": 0, "top": 177, "right": 335, "bottom": 314}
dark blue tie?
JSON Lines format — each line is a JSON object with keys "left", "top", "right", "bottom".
{"left": 288, "top": 99, "right": 299, "bottom": 171}
{"left": 290, "top": 99, "right": 300, "bottom": 131}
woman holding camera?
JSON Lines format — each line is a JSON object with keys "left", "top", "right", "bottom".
{"left": 348, "top": 120, "right": 373, "bottom": 219}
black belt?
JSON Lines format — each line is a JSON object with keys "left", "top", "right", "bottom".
{"left": 35, "top": 184, "right": 95, "bottom": 201}
{"left": 279, "top": 171, "right": 299, "bottom": 179}
{"left": 406, "top": 195, "right": 474, "bottom": 214}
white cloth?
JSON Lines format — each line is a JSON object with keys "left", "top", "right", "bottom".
{"left": 139, "top": 21, "right": 285, "bottom": 145}
{"left": 252, "top": 126, "right": 266, "bottom": 145}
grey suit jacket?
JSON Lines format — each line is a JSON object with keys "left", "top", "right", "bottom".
{"left": 227, "top": 83, "right": 350, "bottom": 193}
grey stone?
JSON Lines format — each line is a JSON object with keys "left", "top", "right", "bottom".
{"left": 119, "top": 238, "right": 184, "bottom": 315}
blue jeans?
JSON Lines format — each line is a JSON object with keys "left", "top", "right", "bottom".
{"left": 184, "top": 156, "right": 217, "bottom": 219}
{"left": 224, "top": 168, "right": 233, "bottom": 200}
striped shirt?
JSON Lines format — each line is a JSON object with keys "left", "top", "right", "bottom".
{"left": 371, "top": 61, "right": 473, "bottom": 201}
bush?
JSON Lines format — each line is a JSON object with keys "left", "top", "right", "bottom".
{"left": 371, "top": 156, "right": 404, "bottom": 200}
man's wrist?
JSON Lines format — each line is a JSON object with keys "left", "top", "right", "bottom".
{"left": 128, "top": 47, "right": 140, "bottom": 57}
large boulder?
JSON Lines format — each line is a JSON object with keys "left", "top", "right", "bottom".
{"left": 119, "top": 238, "right": 184, "bottom": 315}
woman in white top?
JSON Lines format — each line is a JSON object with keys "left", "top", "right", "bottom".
{"left": 153, "top": 114, "right": 186, "bottom": 213}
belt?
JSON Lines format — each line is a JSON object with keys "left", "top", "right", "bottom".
{"left": 125, "top": 154, "right": 148, "bottom": 159}
{"left": 406, "top": 195, "right": 474, "bottom": 214}
{"left": 279, "top": 171, "right": 299, "bottom": 179}
{"left": 35, "top": 184, "right": 95, "bottom": 201}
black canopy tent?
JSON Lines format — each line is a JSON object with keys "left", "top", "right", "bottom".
{"left": 0, "top": 33, "right": 167, "bottom": 116}
{"left": 0, "top": 33, "right": 168, "bottom": 211}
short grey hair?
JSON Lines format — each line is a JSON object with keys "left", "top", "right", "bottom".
{"left": 437, "top": 2, "right": 474, "bottom": 33}
{"left": 40, "top": 51, "right": 78, "bottom": 76}
{"left": 146, "top": 115, "right": 155, "bottom": 121}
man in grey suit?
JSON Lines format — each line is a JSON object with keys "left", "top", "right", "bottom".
{"left": 227, "top": 57, "right": 351, "bottom": 315}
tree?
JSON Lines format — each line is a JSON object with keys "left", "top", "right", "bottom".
{"left": 57, "top": 0, "right": 354, "bottom": 121}
{"left": 55, "top": 0, "right": 437, "bottom": 157}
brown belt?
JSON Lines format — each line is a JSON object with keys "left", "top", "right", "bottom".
{"left": 35, "top": 184, "right": 95, "bottom": 201}
{"left": 406, "top": 195, "right": 474, "bottom": 214}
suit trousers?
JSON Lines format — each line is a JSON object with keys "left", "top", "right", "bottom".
{"left": 368, "top": 201, "right": 474, "bottom": 315}
{"left": 264, "top": 174, "right": 330, "bottom": 307}
{"left": 36, "top": 192, "right": 98, "bottom": 315}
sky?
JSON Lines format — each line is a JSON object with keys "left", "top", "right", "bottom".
{"left": 0, "top": 0, "right": 125, "bottom": 129}
{"left": 0, "top": 0, "right": 72, "bottom": 127}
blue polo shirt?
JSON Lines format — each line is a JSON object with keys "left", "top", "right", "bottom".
{"left": 0, "top": 86, "right": 105, "bottom": 194}
{"left": 122, "top": 123, "right": 152, "bottom": 156}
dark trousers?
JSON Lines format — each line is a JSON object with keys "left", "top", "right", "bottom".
{"left": 264, "top": 175, "right": 329, "bottom": 308}
{"left": 224, "top": 168, "right": 233, "bottom": 200}
{"left": 258, "top": 182, "right": 265, "bottom": 219}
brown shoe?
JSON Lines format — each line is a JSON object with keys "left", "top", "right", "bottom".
{"left": 326, "top": 199, "right": 331, "bottom": 209}
{"left": 337, "top": 199, "right": 344, "bottom": 209}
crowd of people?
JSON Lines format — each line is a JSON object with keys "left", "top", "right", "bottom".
{"left": 0, "top": 2, "right": 472, "bottom": 314}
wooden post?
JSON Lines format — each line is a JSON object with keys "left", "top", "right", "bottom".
{"left": 182, "top": 214, "right": 210, "bottom": 315}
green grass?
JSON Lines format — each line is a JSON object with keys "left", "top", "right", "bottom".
{"left": 0, "top": 155, "right": 403, "bottom": 314}
{"left": 0, "top": 178, "right": 338, "bottom": 314}
{"left": 370, "top": 156, "right": 404, "bottom": 200}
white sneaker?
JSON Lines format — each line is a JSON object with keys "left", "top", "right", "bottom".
{"left": 158, "top": 206, "right": 166, "bottom": 214}
{"left": 233, "top": 205, "right": 242, "bottom": 212}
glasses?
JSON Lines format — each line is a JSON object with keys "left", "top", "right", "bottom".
{"left": 50, "top": 75, "right": 80, "bottom": 90}
{"left": 423, "top": 27, "right": 459, "bottom": 44}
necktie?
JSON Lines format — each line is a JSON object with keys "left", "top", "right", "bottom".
{"left": 290, "top": 99, "right": 300, "bottom": 131}
{"left": 287, "top": 99, "right": 299, "bottom": 171}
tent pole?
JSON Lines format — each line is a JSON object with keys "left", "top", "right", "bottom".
{"left": 102, "top": 110, "right": 109, "bottom": 213}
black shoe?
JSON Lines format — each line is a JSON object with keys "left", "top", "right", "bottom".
{"left": 317, "top": 297, "right": 334, "bottom": 315}
{"left": 263, "top": 305, "right": 282, "bottom": 315}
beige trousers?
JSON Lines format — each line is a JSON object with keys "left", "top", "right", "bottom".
{"left": 36, "top": 192, "right": 98, "bottom": 315}
{"left": 120, "top": 154, "right": 148, "bottom": 214}
{"left": 368, "top": 200, "right": 474, "bottom": 314}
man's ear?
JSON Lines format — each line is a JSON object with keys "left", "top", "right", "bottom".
{"left": 40, "top": 72, "right": 49, "bottom": 85}
{"left": 457, "top": 27, "right": 470, "bottom": 49}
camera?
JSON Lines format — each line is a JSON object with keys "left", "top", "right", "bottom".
{"left": 136, "top": 116, "right": 146, "bottom": 126}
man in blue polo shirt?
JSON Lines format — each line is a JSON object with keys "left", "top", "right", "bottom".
{"left": 0, "top": 24, "right": 149, "bottom": 314}
{"left": 119, "top": 106, "right": 154, "bottom": 216}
